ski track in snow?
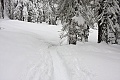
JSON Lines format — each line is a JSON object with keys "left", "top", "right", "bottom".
{"left": 25, "top": 47, "right": 53, "bottom": 80}
{"left": 48, "top": 45, "right": 70, "bottom": 80}
{"left": 26, "top": 62, "right": 43, "bottom": 80}
{"left": 25, "top": 42, "right": 70, "bottom": 80}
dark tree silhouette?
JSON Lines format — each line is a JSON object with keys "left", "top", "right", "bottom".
{"left": 1, "top": 0, "right": 4, "bottom": 18}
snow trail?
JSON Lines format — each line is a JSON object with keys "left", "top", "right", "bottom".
{"left": 25, "top": 46, "right": 53, "bottom": 80}
{"left": 49, "top": 45, "right": 69, "bottom": 80}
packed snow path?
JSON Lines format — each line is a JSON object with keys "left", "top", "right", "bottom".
{"left": 49, "top": 45, "right": 69, "bottom": 80}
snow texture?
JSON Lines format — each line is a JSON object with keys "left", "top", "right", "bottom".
{"left": 0, "top": 19, "right": 120, "bottom": 80}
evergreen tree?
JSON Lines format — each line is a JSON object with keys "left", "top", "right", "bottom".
{"left": 59, "top": 0, "right": 90, "bottom": 45}
{"left": 13, "top": 0, "right": 23, "bottom": 20}
{"left": 27, "top": 0, "right": 34, "bottom": 22}
{"left": 97, "top": 0, "right": 120, "bottom": 44}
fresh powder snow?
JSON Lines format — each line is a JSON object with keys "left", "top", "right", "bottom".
{"left": 0, "top": 19, "right": 120, "bottom": 80}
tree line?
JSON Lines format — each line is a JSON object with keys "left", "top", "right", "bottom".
{"left": 0, "top": 0, "right": 58, "bottom": 25}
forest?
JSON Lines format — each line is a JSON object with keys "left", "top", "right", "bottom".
{"left": 0, "top": 0, "right": 120, "bottom": 45}
{"left": 0, "top": 0, "right": 120, "bottom": 80}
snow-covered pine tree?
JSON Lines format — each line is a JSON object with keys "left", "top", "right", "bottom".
{"left": 27, "top": 0, "right": 45, "bottom": 23}
{"left": 5, "top": 0, "right": 15, "bottom": 19}
{"left": 59, "top": 0, "right": 90, "bottom": 45}
{"left": 48, "top": 0, "right": 58, "bottom": 25}
{"left": 23, "top": 5, "right": 28, "bottom": 21}
{"left": 36, "top": 2, "right": 43, "bottom": 23}
{"left": 59, "top": 0, "right": 77, "bottom": 44}
{"left": 22, "top": 0, "right": 28, "bottom": 21}
{"left": 27, "top": 0, "right": 33, "bottom": 22}
{"left": 13, "top": 0, "right": 23, "bottom": 20}
{"left": 97, "top": 0, "right": 120, "bottom": 44}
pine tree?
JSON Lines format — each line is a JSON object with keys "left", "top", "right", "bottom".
{"left": 97, "top": 0, "right": 120, "bottom": 44}
{"left": 59, "top": 0, "right": 90, "bottom": 45}
{"left": 13, "top": 0, "right": 22, "bottom": 20}
{"left": 27, "top": 0, "right": 33, "bottom": 22}
{"left": 23, "top": 5, "right": 28, "bottom": 21}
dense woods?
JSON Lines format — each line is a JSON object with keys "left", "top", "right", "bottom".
{"left": 0, "top": 0, "right": 120, "bottom": 45}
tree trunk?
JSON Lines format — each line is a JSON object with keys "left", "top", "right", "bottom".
{"left": 98, "top": 21, "right": 102, "bottom": 43}
{"left": 1, "top": 0, "right": 4, "bottom": 18}
{"left": 43, "top": 11, "right": 46, "bottom": 22}
{"left": 97, "top": 6, "right": 103, "bottom": 43}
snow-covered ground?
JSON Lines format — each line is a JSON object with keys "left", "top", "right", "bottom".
{"left": 0, "top": 19, "right": 120, "bottom": 80}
